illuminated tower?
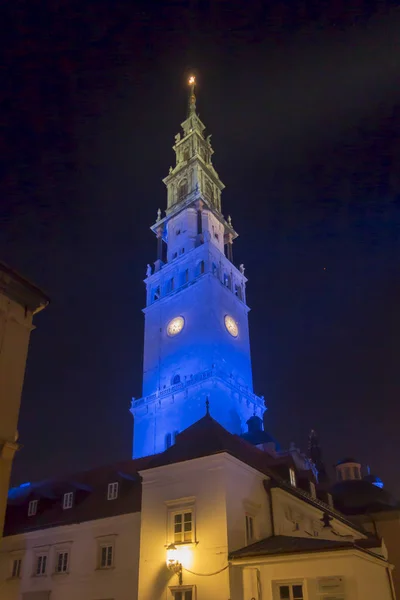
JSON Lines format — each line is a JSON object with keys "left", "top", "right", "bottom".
{"left": 131, "top": 77, "right": 265, "bottom": 458}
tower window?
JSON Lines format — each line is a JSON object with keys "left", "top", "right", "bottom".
{"left": 165, "top": 433, "right": 172, "bottom": 449}
{"left": 235, "top": 284, "right": 243, "bottom": 300}
{"left": 178, "top": 179, "right": 188, "bottom": 200}
{"left": 205, "top": 180, "right": 213, "bottom": 202}
{"left": 183, "top": 148, "right": 190, "bottom": 162}
{"left": 153, "top": 286, "right": 160, "bottom": 302}
{"left": 172, "top": 252, "right": 178, "bottom": 259}
{"left": 172, "top": 374, "right": 181, "bottom": 385}
{"left": 197, "top": 260, "right": 205, "bottom": 276}
{"left": 166, "top": 278, "right": 175, "bottom": 294}
{"left": 223, "top": 273, "right": 231, "bottom": 289}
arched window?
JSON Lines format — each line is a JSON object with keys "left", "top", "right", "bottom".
{"left": 153, "top": 286, "right": 160, "bottom": 302}
{"left": 178, "top": 179, "right": 188, "bottom": 201}
{"left": 172, "top": 374, "right": 181, "bottom": 385}
{"left": 212, "top": 262, "right": 218, "bottom": 277}
{"left": 224, "top": 273, "right": 231, "bottom": 289}
{"left": 166, "top": 278, "right": 174, "bottom": 294}
{"left": 205, "top": 180, "right": 213, "bottom": 202}
{"left": 183, "top": 148, "right": 190, "bottom": 162}
{"left": 196, "top": 261, "right": 205, "bottom": 276}
{"left": 235, "top": 284, "right": 243, "bottom": 300}
{"left": 165, "top": 433, "right": 172, "bottom": 449}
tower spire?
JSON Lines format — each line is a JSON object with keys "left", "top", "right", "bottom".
{"left": 188, "top": 75, "right": 197, "bottom": 116}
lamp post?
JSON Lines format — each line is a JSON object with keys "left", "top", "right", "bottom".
{"left": 166, "top": 543, "right": 183, "bottom": 585}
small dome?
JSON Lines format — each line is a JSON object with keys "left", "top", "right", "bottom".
{"left": 336, "top": 457, "right": 358, "bottom": 466}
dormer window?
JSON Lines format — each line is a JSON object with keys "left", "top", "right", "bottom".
{"left": 289, "top": 468, "right": 296, "bottom": 487}
{"left": 28, "top": 499, "right": 38, "bottom": 516}
{"left": 107, "top": 482, "right": 119, "bottom": 501}
{"left": 63, "top": 492, "right": 73, "bottom": 510}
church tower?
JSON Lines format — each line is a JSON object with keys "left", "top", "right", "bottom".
{"left": 131, "top": 77, "right": 265, "bottom": 458}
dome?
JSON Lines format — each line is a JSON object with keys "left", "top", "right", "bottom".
{"left": 331, "top": 479, "right": 398, "bottom": 515}
{"left": 336, "top": 457, "right": 359, "bottom": 466}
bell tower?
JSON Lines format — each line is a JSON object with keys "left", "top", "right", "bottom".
{"left": 131, "top": 77, "right": 265, "bottom": 458}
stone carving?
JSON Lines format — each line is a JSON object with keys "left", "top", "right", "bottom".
{"left": 239, "top": 263, "right": 245, "bottom": 275}
{"left": 206, "top": 134, "right": 212, "bottom": 147}
{"left": 157, "top": 208, "right": 162, "bottom": 222}
{"left": 227, "top": 215, "right": 232, "bottom": 226}
{"left": 175, "top": 133, "right": 181, "bottom": 144}
{"left": 146, "top": 264, "right": 152, "bottom": 278}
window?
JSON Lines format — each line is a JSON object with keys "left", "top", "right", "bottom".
{"left": 278, "top": 584, "right": 304, "bottom": 599}
{"left": 171, "top": 589, "right": 193, "bottom": 600}
{"left": 153, "top": 286, "right": 160, "bottom": 302}
{"left": 107, "top": 482, "right": 119, "bottom": 500}
{"left": 289, "top": 468, "right": 296, "bottom": 487}
{"left": 245, "top": 514, "right": 255, "bottom": 544}
{"left": 180, "top": 247, "right": 185, "bottom": 254}
{"left": 178, "top": 180, "right": 188, "bottom": 200}
{"left": 223, "top": 273, "right": 231, "bottom": 288}
{"left": 99, "top": 544, "right": 114, "bottom": 569}
{"left": 184, "top": 268, "right": 189, "bottom": 282}
{"left": 172, "top": 252, "right": 178, "bottom": 259}
{"left": 11, "top": 558, "right": 22, "bottom": 578}
{"left": 172, "top": 430, "right": 179, "bottom": 444}
{"left": 63, "top": 492, "right": 73, "bottom": 510}
{"left": 35, "top": 554, "right": 47, "bottom": 576}
{"left": 344, "top": 467, "right": 351, "bottom": 480}
{"left": 165, "top": 433, "right": 172, "bottom": 450}
{"left": 310, "top": 481, "right": 316, "bottom": 498}
{"left": 28, "top": 499, "right": 38, "bottom": 516}
{"left": 174, "top": 511, "right": 193, "bottom": 543}
{"left": 166, "top": 277, "right": 175, "bottom": 294}
{"left": 172, "top": 374, "right": 181, "bottom": 385}
{"left": 197, "top": 260, "right": 205, "bottom": 275}
{"left": 176, "top": 229, "right": 181, "bottom": 236}
{"left": 55, "top": 551, "right": 69, "bottom": 574}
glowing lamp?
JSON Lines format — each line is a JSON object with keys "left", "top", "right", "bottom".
{"left": 188, "top": 76, "right": 195, "bottom": 85}
{"left": 166, "top": 543, "right": 183, "bottom": 585}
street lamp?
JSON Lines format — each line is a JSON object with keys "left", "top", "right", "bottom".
{"left": 166, "top": 543, "right": 183, "bottom": 585}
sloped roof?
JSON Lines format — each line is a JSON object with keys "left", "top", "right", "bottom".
{"left": 4, "top": 457, "right": 151, "bottom": 535}
{"left": 331, "top": 479, "right": 400, "bottom": 516}
{"left": 228, "top": 534, "right": 384, "bottom": 560}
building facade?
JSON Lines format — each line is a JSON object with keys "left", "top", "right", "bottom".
{"left": 0, "top": 261, "right": 48, "bottom": 540}
{"left": 0, "top": 81, "right": 397, "bottom": 600}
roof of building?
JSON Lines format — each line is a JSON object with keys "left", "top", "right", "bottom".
{"left": 0, "top": 260, "right": 49, "bottom": 313}
{"left": 4, "top": 457, "right": 151, "bottom": 536}
{"left": 331, "top": 479, "right": 399, "bottom": 516}
{"left": 336, "top": 457, "right": 359, "bottom": 466}
{"left": 4, "top": 413, "right": 367, "bottom": 538}
{"left": 228, "top": 534, "right": 384, "bottom": 560}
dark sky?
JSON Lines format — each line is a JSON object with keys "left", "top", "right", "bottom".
{"left": 2, "top": 1, "right": 400, "bottom": 494}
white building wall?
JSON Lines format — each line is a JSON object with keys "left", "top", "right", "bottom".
{"left": 232, "top": 551, "right": 394, "bottom": 600}
{"left": 0, "top": 512, "right": 140, "bottom": 600}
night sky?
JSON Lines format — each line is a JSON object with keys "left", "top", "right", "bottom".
{"left": 2, "top": 1, "right": 400, "bottom": 495}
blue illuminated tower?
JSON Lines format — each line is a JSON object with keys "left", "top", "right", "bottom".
{"left": 131, "top": 77, "right": 265, "bottom": 458}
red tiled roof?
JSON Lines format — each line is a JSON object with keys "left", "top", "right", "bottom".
{"left": 228, "top": 534, "right": 384, "bottom": 560}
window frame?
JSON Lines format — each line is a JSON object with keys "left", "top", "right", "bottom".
{"left": 11, "top": 557, "right": 22, "bottom": 579}
{"left": 274, "top": 581, "right": 305, "bottom": 600}
{"left": 107, "top": 482, "right": 119, "bottom": 501}
{"left": 54, "top": 550, "right": 69, "bottom": 574}
{"left": 245, "top": 513, "right": 255, "bottom": 545}
{"left": 99, "top": 543, "right": 114, "bottom": 569}
{"left": 165, "top": 497, "right": 196, "bottom": 546}
{"left": 289, "top": 468, "right": 297, "bottom": 487}
{"left": 62, "top": 491, "right": 74, "bottom": 510}
{"left": 170, "top": 584, "right": 196, "bottom": 600}
{"left": 172, "top": 510, "right": 193, "bottom": 544}
{"left": 28, "top": 499, "right": 38, "bottom": 516}
{"left": 34, "top": 553, "right": 48, "bottom": 577}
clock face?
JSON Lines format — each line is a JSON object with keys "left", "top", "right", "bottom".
{"left": 224, "top": 315, "right": 239, "bottom": 337}
{"left": 167, "top": 316, "right": 185, "bottom": 337}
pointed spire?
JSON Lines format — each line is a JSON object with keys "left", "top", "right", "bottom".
{"left": 205, "top": 396, "right": 210, "bottom": 415}
{"left": 188, "top": 75, "right": 197, "bottom": 116}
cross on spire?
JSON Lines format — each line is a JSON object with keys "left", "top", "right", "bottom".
{"left": 205, "top": 397, "right": 210, "bottom": 415}
{"left": 188, "top": 75, "right": 197, "bottom": 116}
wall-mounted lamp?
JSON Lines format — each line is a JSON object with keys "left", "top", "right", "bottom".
{"left": 166, "top": 543, "right": 183, "bottom": 585}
